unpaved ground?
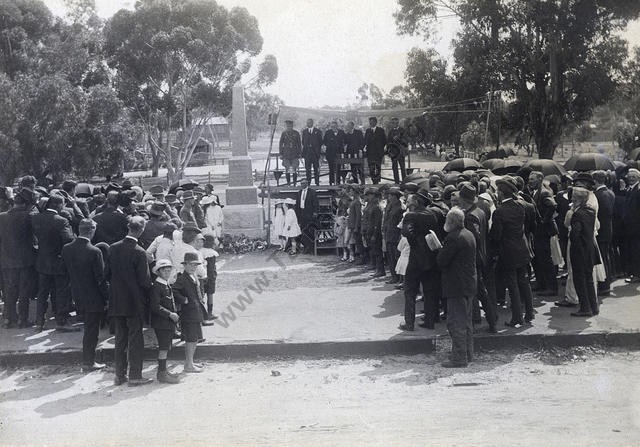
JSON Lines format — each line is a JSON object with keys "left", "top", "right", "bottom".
{"left": 0, "top": 348, "right": 638, "bottom": 447}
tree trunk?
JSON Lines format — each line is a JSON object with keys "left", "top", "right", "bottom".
{"left": 151, "top": 153, "right": 160, "bottom": 177}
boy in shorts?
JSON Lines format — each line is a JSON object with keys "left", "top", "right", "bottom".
{"left": 150, "top": 259, "right": 180, "bottom": 384}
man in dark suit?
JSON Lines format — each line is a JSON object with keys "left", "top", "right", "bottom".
{"left": 568, "top": 188, "right": 599, "bottom": 317}
{"left": 363, "top": 188, "right": 384, "bottom": 278}
{"left": 400, "top": 188, "right": 440, "bottom": 330}
{"left": 322, "top": 120, "right": 346, "bottom": 185}
{"left": 139, "top": 202, "right": 168, "bottom": 249}
{"left": 32, "top": 194, "right": 77, "bottom": 332}
{"left": 386, "top": 117, "right": 409, "bottom": 184}
{"left": 62, "top": 219, "right": 108, "bottom": 371}
{"left": 93, "top": 191, "right": 129, "bottom": 245}
{"left": 623, "top": 168, "right": 640, "bottom": 283}
{"left": 344, "top": 121, "right": 365, "bottom": 184}
{"left": 529, "top": 171, "right": 558, "bottom": 296}
{"left": 295, "top": 179, "right": 319, "bottom": 253}
{"left": 0, "top": 191, "right": 37, "bottom": 328}
{"left": 364, "top": 117, "right": 387, "bottom": 184}
{"left": 490, "top": 176, "right": 534, "bottom": 327}
{"left": 301, "top": 119, "right": 323, "bottom": 185}
{"left": 382, "top": 188, "right": 403, "bottom": 284}
{"left": 592, "top": 171, "right": 615, "bottom": 294}
{"left": 457, "top": 183, "right": 497, "bottom": 332}
{"left": 107, "top": 216, "right": 153, "bottom": 386}
{"left": 437, "top": 207, "right": 476, "bottom": 368}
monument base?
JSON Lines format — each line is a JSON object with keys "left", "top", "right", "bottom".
{"left": 222, "top": 204, "right": 265, "bottom": 239}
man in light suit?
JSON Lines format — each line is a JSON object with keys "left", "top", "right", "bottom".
{"left": 301, "top": 119, "right": 323, "bottom": 186}
{"left": 364, "top": 117, "right": 387, "bottom": 184}
{"left": 62, "top": 219, "right": 108, "bottom": 372}
{"left": 295, "top": 179, "right": 319, "bottom": 253}
{"left": 108, "top": 216, "right": 153, "bottom": 386}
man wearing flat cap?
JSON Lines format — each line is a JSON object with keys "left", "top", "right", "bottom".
{"left": 490, "top": 176, "right": 534, "bottom": 327}
{"left": 400, "top": 188, "right": 440, "bottom": 331}
{"left": 279, "top": 119, "right": 302, "bottom": 186}
{"left": 62, "top": 219, "right": 108, "bottom": 371}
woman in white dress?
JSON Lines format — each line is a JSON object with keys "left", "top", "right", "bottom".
{"left": 202, "top": 195, "right": 224, "bottom": 241}
{"left": 283, "top": 198, "right": 301, "bottom": 254}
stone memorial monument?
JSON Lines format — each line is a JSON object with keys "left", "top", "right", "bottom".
{"left": 222, "top": 83, "right": 265, "bottom": 237}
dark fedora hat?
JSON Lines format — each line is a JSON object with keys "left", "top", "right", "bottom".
{"left": 415, "top": 187, "right": 433, "bottom": 205}
{"left": 181, "top": 252, "right": 201, "bottom": 265}
{"left": 149, "top": 201, "right": 166, "bottom": 216}
{"left": 573, "top": 172, "right": 595, "bottom": 190}
{"left": 182, "top": 222, "right": 201, "bottom": 233}
{"left": 496, "top": 176, "right": 519, "bottom": 195}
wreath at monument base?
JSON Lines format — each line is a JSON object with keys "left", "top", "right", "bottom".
{"left": 219, "top": 233, "right": 269, "bottom": 254}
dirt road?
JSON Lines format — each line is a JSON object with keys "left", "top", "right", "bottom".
{"left": 0, "top": 348, "right": 638, "bottom": 446}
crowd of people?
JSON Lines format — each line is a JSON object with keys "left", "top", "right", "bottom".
{"left": 1, "top": 158, "right": 638, "bottom": 375}
{"left": 270, "top": 166, "right": 640, "bottom": 367}
{"left": 0, "top": 176, "right": 224, "bottom": 385}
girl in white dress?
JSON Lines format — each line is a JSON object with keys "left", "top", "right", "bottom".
{"left": 283, "top": 198, "right": 301, "bottom": 254}
{"left": 272, "top": 200, "right": 287, "bottom": 249}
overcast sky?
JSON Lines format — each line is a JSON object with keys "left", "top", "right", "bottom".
{"left": 45, "top": 0, "right": 640, "bottom": 108}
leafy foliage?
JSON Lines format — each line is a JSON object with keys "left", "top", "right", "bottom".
{"left": 395, "top": 0, "right": 640, "bottom": 159}
{"left": 104, "top": 0, "right": 276, "bottom": 180}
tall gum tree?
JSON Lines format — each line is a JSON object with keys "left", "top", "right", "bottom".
{"left": 395, "top": 0, "right": 640, "bottom": 159}
{"left": 104, "top": 0, "right": 277, "bottom": 180}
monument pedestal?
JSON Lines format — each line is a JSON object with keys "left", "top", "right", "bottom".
{"left": 222, "top": 203, "right": 264, "bottom": 238}
{"left": 222, "top": 83, "right": 266, "bottom": 239}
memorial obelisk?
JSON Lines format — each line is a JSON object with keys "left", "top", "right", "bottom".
{"left": 222, "top": 83, "right": 264, "bottom": 237}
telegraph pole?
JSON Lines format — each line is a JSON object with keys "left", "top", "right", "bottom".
{"left": 484, "top": 89, "right": 492, "bottom": 153}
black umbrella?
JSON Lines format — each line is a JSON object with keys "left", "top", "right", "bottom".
{"left": 522, "top": 159, "right": 567, "bottom": 177}
{"left": 482, "top": 159, "right": 523, "bottom": 174}
{"left": 168, "top": 179, "right": 199, "bottom": 194}
{"left": 443, "top": 158, "right": 482, "bottom": 172}
{"left": 564, "top": 153, "right": 615, "bottom": 172}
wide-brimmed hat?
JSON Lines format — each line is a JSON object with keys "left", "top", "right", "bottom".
{"left": 200, "top": 195, "right": 216, "bottom": 206}
{"left": 149, "top": 201, "right": 166, "bottom": 216}
{"left": 152, "top": 258, "right": 173, "bottom": 274}
{"left": 182, "top": 252, "right": 201, "bottom": 265}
